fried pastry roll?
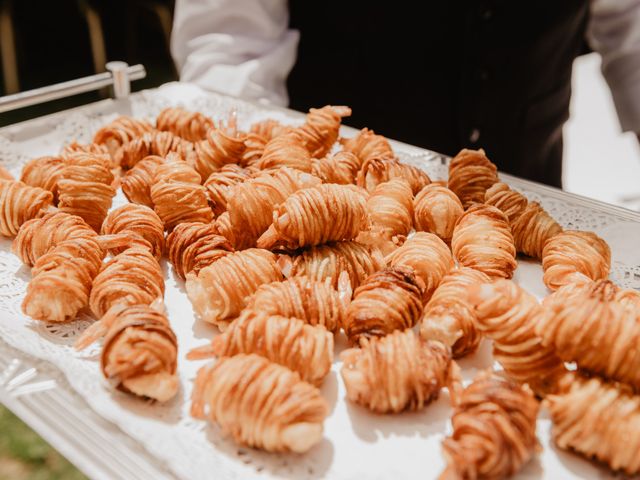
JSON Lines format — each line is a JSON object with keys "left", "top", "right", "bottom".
{"left": 441, "top": 370, "right": 539, "bottom": 480}
{"left": 99, "top": 303, "right": 178, "bottom": 402}
{"left": 189, "top": 127, "right": 247, "bottom": 180}
{"left": 212, "top": 211, "right": 237, "bottom": 246}
{"left": 61, "top": 141, "right": 111, "bottom": 160}
{"left": 121, "top": 155, "right": 164, "bottom": 206}
{"left": 339, "top": 127, "right": 394, "bottom": 166}
{"left": 341, "top": 330, "right": 460, "bottom": 413}
{"left": 297, "top": 105, "right": 351, "bottom": 158}
{"left": 227, "top": 167, "right": 321, "bottom": 249}
{"left": 250, "top": 118, "right": 287, "bottom": 141}
{"left": 101, "top": 204, "right": 165, "bottom": 258}
{"left": 185, "top": 248, "right": 283, "bottom": 329}
{"left": 191, "top": 354, "right": 328, "bottom": 453}
{"left": 469, "top": 280, "right": 568, "bottom": 396}
{"left": 546, "top": 376, "right": 640, "bottom": 475}
{"left": 541, "top": 230, "right": 610, "bottom": 291}
{"left": 245, "top": 276, "right": 345, "bottom": 333}
{"left": 311, "top": 151, "right": 360, "bottom": 184}
{"left": 365, "top": 178, "right": 413, "bottom": 238}
{"left": 257, "top": 130, "right": 312, "bottom": 173}
{"left": 451, "top": 204, "right": 517, "bottom": 279}
{"left": 357, "top": 157, "right": 431, "bottom": 194}
{"left": 241, "top": 132, "right": 269, "bottom": 167}
{"left": 287, "top": 240, "right": 385, "bottom": 290}
{"left": 0, "top": 180, "right": 53, "bottom": 237}
{"left": 0, "top": 166, "right": 13, "bottom": 181}
{"left": 203, "top": 164, "right": 252, "bottom": 216}
{"left": 413, "top": 184, "right": 463, "bottom": 243}
{"left": 166, "top": 222, "right": 233, "bottom": 280}
{"left": 156, "top": 106, "right": 215, "bottom": 142}
{"left": 448, "top": 148, "right": 499, "bottom": 208}
{"left": 344, "top": 266, "right": 424, "bottom": 345}
{"left": 93, "top": 116, "right": 154, "bottom": 158}
{"left": 20, "top": 156, "right": 65, "bottom": 200}
{"left": 188, "top": 310, "right": 333, "bottom": 385}
{"left": 385, "top": 232, "right": 454, "bottom": 300}
{"left": 420, "top": 267, "right": 490, "bottom": 358}
{"left": 257, "top": 184, "right": 368, "bottom": 250}
{"left": 117, "top": 131, "right": 189, "bottom": 169}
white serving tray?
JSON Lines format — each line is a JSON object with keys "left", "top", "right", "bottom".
{"left": 0, "top": 83, "right": 638, "bottom": 480}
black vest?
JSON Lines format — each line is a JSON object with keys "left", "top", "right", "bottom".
{"left": 288, "top": 1, "right": 589, "bottom": 187}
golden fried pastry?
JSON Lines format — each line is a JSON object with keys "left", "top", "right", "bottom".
{"left": 203, "top": 164, "right": 252, "bottom": 216}
{"left": 212, "top": 211, "right": 236, "bottom": 246}
{"left": 385, "top": 232, "right": 454, "bottom": 300}
{"left": 341, "top": 330, "right": 460, "bottom": 413}
{"left": 287, "top": 240, "right": 385, "bottom": 290}
{"left": 469, "top": 280, "right": 568, "bottom": 396}
{"left": 191, "top": 354, "right": 328, "bottom": 453}
{"left": 311, "top": 151, "right": 360, "bottom": 184}
{"left": 23, "top": 236, "right": 105, "bottom": 322}
{"left": 538, "top": 279, "right": 640, "bottom": 389}
{"left": 20, "top": 156, "right": 65, "bottom": 200}
{"left": 365, "top": 178, "right": 413, "bottom": 239}
{"left": 0, "top": 180, "right": 53, "bottom": 237}
{"left": 257, "top": 184, "right": 368, "bottom": 250}
{"left": 441, "top": 370, "right": 539, "bottom": 480}
{"left": 340, "top": 127, "right": 394, "bottom": 166}
{"left": 344, "top": 267, "right": 424, "bottom": 345}
{"left": 101, "top": 204, "right": 165, "bottom": 259}
{"left": 185, "top": 248, "right": 283, "bottom": 329}
{"left": 420, "top": 267, "right": 490, "bottom": 358}
{"left": 99, "top": 303, "right": 178, "bottom": 402}
{"left": 166, "top": 222, "right": 233, "bottom": 280}
{"left": 152, "top": 154, "right": 202, "bottom": 184}
{"left": 118, "top": 131, "right": 189, "bottom": 169}
{"left": 0, "top": 166, "right": 13, "bottom": 181}
{"left": 298, "top": 105, "right": 351, "bottom": 158}
{"left": 448, "top": 148, "right": 499, "bottom": 208}
{"left": 121, "top": 155, "right": 164, "bottom": 207}
{"left": 451, "top": 204, "right": 517, "bottom": 279}
{"left": 250, "top": 118, "right": 287, "bottom": 141}
{"left": 257, "top": 130, "right": 312, "bottom": 173}
{"left": 189, "top": 127, "right": 247, "bottom": 180}
{"left": 241, "top": 133, "right": 268, "bottom": 167}
{"left": 93, "top": 116, "right": 154, "bottom": 158}
{"left": 541, "top": 230, "right": 611, "bottom": 291}
{"left": 61, "top": 141, "right": 111, "bottom": 159}
{"left": 546, "top": 376, "right": 640, "bottom": 475}
{"left": 189, "top": 310, "right": 333, "bottom": 385}
{"left": 357, "top": 157, "right": 430, "bottom": 194}
{"left": 156, "top": 106, "right": 215, "bottom": 142}
{"left": 245, "top": 276, "right": 345, "bottom": 333}
{"left": 227, "top": 167, "right": 321, "bottom": 249}
{"left": 413, "top": 183, "right": 463, "bottom": 243}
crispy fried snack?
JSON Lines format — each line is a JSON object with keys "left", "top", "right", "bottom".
{"left": 153, "top": 155, "right": 202, "bottom": 184}
{"left": 57, "top": 153, "right": 116, "bottom": 231}
{"left": 166, "top": 222, "right": 233, "bottom": 280}
{"left": 357, "top": 157, "right": 431, "bottom": 194}
{"left": 257, "top": 184, "right": 368, "bottom": 250}
{"left": 203, "top": 164, "right": 252, "bottom": 216}
{"left": 341, "top": 330, "right": 460, "bottom": 413}
{"left": 118, "top": 131, "right": 189, "bottom": 169}
{"left": 189, "top": 310, "right": 333, "bottom": 385}
{"left": 98, "top": 304, "right": 178, "bottom": 402}
{"left": 448, "top": 148, "right": 499, "bottom": 209}
{"left": 23, "top": 236, "right": 105, "bottom": 322}
{"left": 311, "top": 151, "right": 360, "bottom": 184}
{"left": 61, "top": 141, "right": 111, "bottom": 158}
{"left": 93, "top": 116, "right": 154, "bottom": 158}
{"left": 156, "top": 106, "right": 215, "bottom": 142}
{"left": 121, "top": 155, "right": 164, "bottom": 207}
{"left": 101, "top": 204, "right": 165, "bottom": 259}
{"left": 227, "top": 167, "right": 321, "bottom": 249}
{"left": 541, "top": 230, "right": 611, "bottom": 291}
{"left": 546, "top": 376, "right": 640, "bottom": 475}
{"left": 441, "top": 370, "right": 539, "bottom": 480}
{"left": 413, "top": 184, "right": 463, "bottom": 243}
{"left": 385, "top": 232, "right": 454, "bottom": 300}
{"left": 469, "top": 280, "right": 568, "bottom": 396}
{"left": 189, "top": 127, "right": 247, "bottom": 180}
{"left": 20, "top": 156, "right": 65, "bottom": 200}
{"left": 212, "top": 211, "right": 236, "bottom": 246}
{"left": 250, "top": 118, "right": 287, "bottom": 141}
{"left": 344, "top": 266, "right": 424, "bottom": 345}
{"left": 339, "top": 127, "right": 394, "bottom": 166}
{"left": 451, "top": 204, "right": 517, "bottom": 279}
{"left": 287, "top": 240, "right": 385, "bottom": 290}
{"left": 0, "top": 180, "right": 53, "bottom": 237}
{"left": 365, "top": 178, "right": 413, "bottom": 238}
{"left": 0, "top": 166, "right": 13, "bottom": 180}
{"left": 245, "top": 276, "right": 345, "bottom": 333}
{"left": 485, "top": 182, "right": 562, "bottom": 259}
{"left": 257, "top": 130, "right": 312, "bottom": 172}
{"left": 420, "top": 267, "right": 490, "bottom": 358}
{"left": 185, "top": 248, "right": 283, "bottom": 329}
{"left": 191, "top": 354, "right": 328, "bottom": 453}
{"left": 539, "top": 279, "right": 640, "bottom": 389}
{"left": 297, "top": 105, "right": 351, "bottom": 158}
{"left": 241, "top": 133, "right": 269, "bottom": 167}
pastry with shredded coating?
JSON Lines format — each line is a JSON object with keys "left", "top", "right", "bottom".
{"left": 189, "top": 126, "right": 247, "bottom": 180}
{"left": 413, "top": 184, "right": 463, "bottom": 243}
{"left": 297, "top": 105, "right": 351, "bottom": 158}
{"left": 257, "top": 130, "right": 312, "bottom": 173}
{"left": 357, "top": 157, "right": 430, "bottom": 194}
{"left": 20, "top": 156, "right": 65, "bottom": 200}
{"left": 121, "top": 155, "right": 164, "bottom": 207}
{"left": 156, "top": 106, "right": 215, "bottom": 142}
{"left": 203, "top": 164, "right": 252, "bottom": 216}
{"left": 340, "top": 127, "right": 394, "bottom": 166}
{"left": 118, "top": 131, "right": 189, "bottom": 169}
{"left": 311, "top": 151, "right": 360, "bottom": 184}
{"left": 101, "top": 204, "right": 165, "bottom": 259}
{"left": 448, "top": 148, "right": 499, "bottom": 208}
{"left": 0, "top": 166, "right": 13, "bottom": 180}
{"left": 365, "top": 178, "right": 413, "bottom": 239}
{"left": 0, "top": 180, "right": 53, "bottom": 237}
{"left": 93, "top": 116, "right": 154, "bottom": 158}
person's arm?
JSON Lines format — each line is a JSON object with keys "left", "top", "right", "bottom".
{"left": 170, "top": 0, "right": 299, "bottom": 106}
{"left": 588, "top": 0, "right": 640, "bottom": 138}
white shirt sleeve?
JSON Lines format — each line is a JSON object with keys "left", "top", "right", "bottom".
{"left": 170, "top": 0, "right": 299, "bottom": 107}
{"left": 588, "top": 0, "right": 640, "bottom": 132}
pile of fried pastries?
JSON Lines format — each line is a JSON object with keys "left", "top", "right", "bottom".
{"left": 3, "top": 103, "right": 639, "bottom": 478}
